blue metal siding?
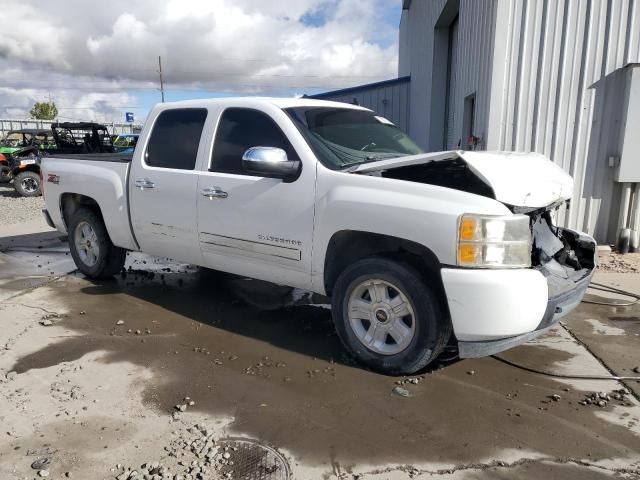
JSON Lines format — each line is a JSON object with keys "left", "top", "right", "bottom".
{"left": 309, "top": 77, "right": 412, "bottom": 132}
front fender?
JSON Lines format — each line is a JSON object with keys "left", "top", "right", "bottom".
{"left": 311, "top": 166, "right": 511, "bottom": 293}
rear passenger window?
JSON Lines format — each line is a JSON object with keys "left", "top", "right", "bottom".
{"left": 146, "top": 109, "right": 207, "bottom": 170}
{"left": 210, "top": 108, "right": 298, "bottom": 174}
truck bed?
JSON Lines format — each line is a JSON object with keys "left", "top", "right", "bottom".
{"left": 41, "top": 155, "right": 138, "bottom": 251}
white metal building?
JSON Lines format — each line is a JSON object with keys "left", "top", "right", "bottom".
{"left": 313, "top": 0, "right": 640, "bottom": 245}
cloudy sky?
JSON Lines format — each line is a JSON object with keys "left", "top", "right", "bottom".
{"left": 0, "top": 0, "right": 401, "bottom": 123}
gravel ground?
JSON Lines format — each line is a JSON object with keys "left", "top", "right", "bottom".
{"left": 0, "top": 183, "right": 44, "bottom": 226}
{"left": 597, "top": 249, "right": 640, "bottom": 273}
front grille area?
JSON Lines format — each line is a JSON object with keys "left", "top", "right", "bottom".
{"left": 528, "top": 208, "right": 596, "bottom": 295}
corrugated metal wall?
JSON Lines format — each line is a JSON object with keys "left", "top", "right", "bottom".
{"left": 452, "top": 0, "right": 497, "bottom": 151}
{"left": 400, "top": 0, "right": 497, "bottom": 150}
{"left": 445, "top": 17, "right": 460, "bottom": 149}
{"left": 310, "top": 79, "right": 412, "bottom": 133}
{"left": 488, "top": 0, "right": 640, "bottom": 242}
{"left": 399, "top": 8, "right": 411, "bottom": 76}
{"left": 400, "top": 0, "right": 448, "bottom": 148}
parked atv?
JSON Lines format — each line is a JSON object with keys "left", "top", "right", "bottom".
{"left": 0, "top": 129, "right": 55, "bottom": 196}
{"left": 51, "top": 122, "right": 115, "bottom": 154}
{"left": 0, "top": 129, "right": 56, "bottom": 158}
{"left": 0, "top": 123, "right": 115, "bottom": 197}
{"left": 8, "top": 153, "right": 43, "bottom": 196}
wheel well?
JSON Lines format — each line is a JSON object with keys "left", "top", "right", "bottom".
{"left": 324, "top": 230, "right": 445, "bottom": 297}
{"left": 14, "top": 165, "right": 40, "bottom": 175}
{"left": 60, "top": 193, "right": 104, "bottom": 231}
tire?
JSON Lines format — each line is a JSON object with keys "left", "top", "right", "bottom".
{"left": 0, "top": 166, "right": 10, "bottom": 183}
{"left": 331, "top": 257, "right": 452, "bottom": 375}
{"left": 13, "top": 171, "right": 41, "bottom": 197}
{"left": 68, "top": 207, "right": 127, "bottom": 279}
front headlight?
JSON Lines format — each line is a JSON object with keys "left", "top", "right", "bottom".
{"left": 457, "top": 214, "right": 532, "bottom": 268}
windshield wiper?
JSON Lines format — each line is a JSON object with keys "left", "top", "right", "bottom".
{"left": 340, "top": 153, "right": 406, "bottom": 171}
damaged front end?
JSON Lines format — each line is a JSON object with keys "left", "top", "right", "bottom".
{"left": 355, "top": 149, "right": 598, "bottom": 355}
{"left": 526, "top": 204, "right": 596, "bottom": 329}
{"left": 456, "top": 206, "right": 597, "bottom": 358}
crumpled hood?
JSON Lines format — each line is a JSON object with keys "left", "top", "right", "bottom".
{"left": 352, "top": 150, "right": 574, "bottom": 209}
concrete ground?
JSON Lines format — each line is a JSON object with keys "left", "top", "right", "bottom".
{"left": 1, "top": 218, "right": 639, "bottom": 480}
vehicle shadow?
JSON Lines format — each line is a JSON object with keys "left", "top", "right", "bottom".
{"left": 0, "top": 229, "right": 65, "bottom": 248}
{"left": 0, "top": 184, "right": 19, "bottom": 198}
{"left": 78, "top": 266, "right": 459, "bottom": 373}
{"left": 0, "top": 230, "right": 73, "bottom": 286}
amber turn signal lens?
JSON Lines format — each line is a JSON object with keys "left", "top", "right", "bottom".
{"left": 458, "top": 244, "right": 481, "bottom": 264}
{"left": 459, "top": 217, "right": 478, "bottom": 241}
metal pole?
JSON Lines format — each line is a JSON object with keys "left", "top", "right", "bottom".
{"left": 618, "top": 183, "right": 633, "bottom": 231}
{"left": 158, "top": 56, "right": 165, "bottom": 103}
{"left": 617, "top": 183, "right": 633, "bottom": 253}
{"left": 630, "top": 183, "right": 640, "bottom": 252}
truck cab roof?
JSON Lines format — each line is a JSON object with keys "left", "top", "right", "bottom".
{"left": 150, "top": 96, "right": 370, "bottom": 112}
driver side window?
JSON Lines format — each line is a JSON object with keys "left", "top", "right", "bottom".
{"left": 210, "top": 108, "right": 298, "bottom": 175}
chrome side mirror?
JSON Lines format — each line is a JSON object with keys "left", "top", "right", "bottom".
{"left": 242, "top": 147, "right": 301, "bottom": 181}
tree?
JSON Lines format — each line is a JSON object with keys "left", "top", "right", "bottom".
{"left": 30, "top": 101, "right": 58, "bottom": 120}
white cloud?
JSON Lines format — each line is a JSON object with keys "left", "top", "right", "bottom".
{"left": 0, "top": 0, "right": 400, "bottom": 121}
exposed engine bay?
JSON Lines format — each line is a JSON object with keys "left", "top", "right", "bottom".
{"left": 375, "top": 158, "right": 496, "bottom": 199}
{"left": 360, "top": 156, "right": 596, "bottom": 292}
{"left": 354, "top": 149, "right": 575, "bottom": 210}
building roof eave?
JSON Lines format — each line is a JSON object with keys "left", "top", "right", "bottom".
{"left": 307, "top": 76, "right": 411, "bottom": 100}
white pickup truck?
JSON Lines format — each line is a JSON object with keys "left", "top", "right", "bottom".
{"left": 41, "top": 97, "right": 596, "bottom": 374}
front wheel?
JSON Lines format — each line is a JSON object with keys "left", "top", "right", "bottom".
{"left": 0, "top": 166, "right": 10, "bottom": 183}
{"left": 13, "top": 171, "right": 41, "bottom": 196}
{"left": 68, "top": 207, "right": 126, "bottom": 279}
{"left": 331, "top": 257, "right": 451, "bottom": 375}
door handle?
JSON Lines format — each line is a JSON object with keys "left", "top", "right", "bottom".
{"left": 135, "top": 179, "right": 155, "bottom": 190}
{"left": 201, "top": 186, "right": 228, "bottom": 199}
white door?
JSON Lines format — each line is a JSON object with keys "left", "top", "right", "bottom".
{"left": 196, "top": 107, "right": 316, "bottom": 289}
{"left": 129, "top": 108, "right": 208, "bottom": 264}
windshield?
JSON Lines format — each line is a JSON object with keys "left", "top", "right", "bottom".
{"left": 35, "top": 133, "right": 54, "bottom": 145}
{"left": 2, "top": 132, "right": 30, "bottom": 147}
{"left": 285, "top": 107, "right": 423, "bottom": 169}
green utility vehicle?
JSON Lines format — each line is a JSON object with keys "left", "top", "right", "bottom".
{"left": 0, "top": 129, "right": 56, "bottom": 195}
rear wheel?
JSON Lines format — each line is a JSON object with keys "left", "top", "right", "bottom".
{"left": 331, "top": 257, "right": 451, "bottom": 375}
{"left": 13, "top": 171, "right": 41, "bottom": 196}
{"left": 68, "top": 207, "right": 126, "bottom": 279}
